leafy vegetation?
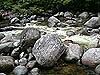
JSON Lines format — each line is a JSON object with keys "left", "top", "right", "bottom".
{"left": 0, "top": 0, "right": 100, "bottom": 14}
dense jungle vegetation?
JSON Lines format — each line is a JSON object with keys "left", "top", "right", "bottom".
{"left": 0, "top": 0, "right": 100, "bottom": 14}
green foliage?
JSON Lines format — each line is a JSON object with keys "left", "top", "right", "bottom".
{"left": 0, "top": 0, "right": 100, "bottom": 13}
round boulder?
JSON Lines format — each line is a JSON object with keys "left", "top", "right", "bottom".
{"left": 32, "top": 34, "right": 66, "bottom": 67}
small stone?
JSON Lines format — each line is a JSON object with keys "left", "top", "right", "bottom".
{"left": 19, "top": 58, "right": 27, "bottom": 66}
{"left": 29, "top": 68, "right": 39, "bottom": 75}
{"left": 26, "top": 60, "right": 36, "bottom": 69}
{"left": 20, "top": 52, "right": 25, "bottom": 58}
{"left": 13, "top": 65, "right": 28, "bottom": 75}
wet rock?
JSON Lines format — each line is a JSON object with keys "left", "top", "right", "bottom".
{"left": 82, "top": 48, "right": 100, "bottom": 67}
{"left": 64, "top": 11, "right": 73, "bottom": 17}
{"left": 13, "top": 65, "right": 28, "bottom": 75}
{"left": 0, "top": 42, "right": 15, "bottom": 53}
{"left": 19, "top": 28, "right": 41, "bottom": 51}
{"left": 14, "top": 60, "right": 19, "bottom": 66}
{"left": 11, "top": 47, "right": 20, "bottom": 59}
{"left": 26, "top": 60, "right": 36, "bottom": 69}
{"left": 11, "top": 17, "right": 20, "bottom": 24}
{"left": 28, "top": 68, "right": 39, "bottom": 75}
{"left": 19, "top": 58, "right": 27, "bottom": 66}
{"left": 29, "top": 15, "right": 36, "bottom": 21}
{"left": 48, "top": 16, "right": 60, "bottom": 27}
{"left": 28, "top": 53, "right": 34, "bottom": 61}
{"left": 79, "top": 12, "right": 89, "bottom": 19}
{"left": 0, "top": 33, "right": 5, "bottom": 40}
{"left": 84, "top": 17, "right": 100, "bottom": 28}
{"left": 0, "top": 56, "right": 14, "bottom": 73}
{"left": 59, "top": 12, "right": 64, "bottom": 16}
{"left": 37, "top": 17, "right": 44, "bottom": 22}
{"left": 32, "top": 34, "right": 66, "bottom": 67}
{"left": 0, "top": 73, "right": 6, "bottom": 75}
{"left": 64, "top": 43, "right": 83, "bottom": 61}
{"left": 95, "top": 64, "right": 100, "bottom": 74}
{"left": 20, "top": 52, "right": 25, "bottom": 58}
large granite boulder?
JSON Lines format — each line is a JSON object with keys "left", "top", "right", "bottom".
{"left": 32, "top": 34, "right": 66, "bottom": 67}
{"left": 0, "top": 56, "right": 14, "bottom": 73}
{"left": 82, "top": 48, "right": 100, "bottom": 67}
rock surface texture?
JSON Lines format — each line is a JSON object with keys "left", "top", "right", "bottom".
{"left": 32, "top": 34, "right": 66, "bottom": 67}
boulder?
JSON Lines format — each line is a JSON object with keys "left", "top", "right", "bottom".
{"left": 48, "top": 16, "right": 60, "bottom": 27}
{"left": 19, "top": 28, "right": 41, "bottom": 51}
{"left": 82, "top": 48, "right": 100, "bottom": 67}
{"left": 32, "top": 34, "right": 66, "bottom": 67}
{"left": 65, "top": 43, "right": 83, "bottom": 61}
{"left": 13, "top": 65, "right": 28, "bottom": 75}
{"left": 0, "top": 56, "right": 14, "bottom": 72}
{"left": 84, "top": 17, "right": 100, "bottom": 28}
{"left": 79, "top": 12, "right": 88, "bottom": 19}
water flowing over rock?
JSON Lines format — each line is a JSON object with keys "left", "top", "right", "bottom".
{"left": 32, "top": 34, "right": 66, "bottom": 67}
{"left": 82, "top": 48, "right": 100, "bottom": 67}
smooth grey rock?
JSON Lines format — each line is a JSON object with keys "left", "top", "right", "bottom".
{"left": 48, "top": 16, "right": 60, "bottom": 27}
{"left": 0, "top": 56, "right": 14, "bottom": 72}
{"left": 26, "top": 60, "right": 36, "bottom": 69}
{"left": 37, "top": 17, "right": 44, "bottom": 22}
{"left": 65, "top": 43, "right": 83, "bottom": 61}
{"left": 19, "top": 58, "right": 27, "bottom": 66}
{"left": 19, "top": 28, "right": 41, "bottom": 51}
{"left": 32, "top": 34, "right": 66, "bottom": 67}
{"left": 29, "top": 68, "right": 39, "bottom": 75}
{"left": 95, "top": 64, "right": 100, "bottom": 74}
{"left": 84, "top": 17, "right": 100, "bottom": 28}
{"left": 82, "top": 48, "right": 100, "bottom": 67}
{"left": 13, "top": 65, "right": 28, "bottom": 75}
{"left": 79, "top": 12, "right": 88, "bottom": 19}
